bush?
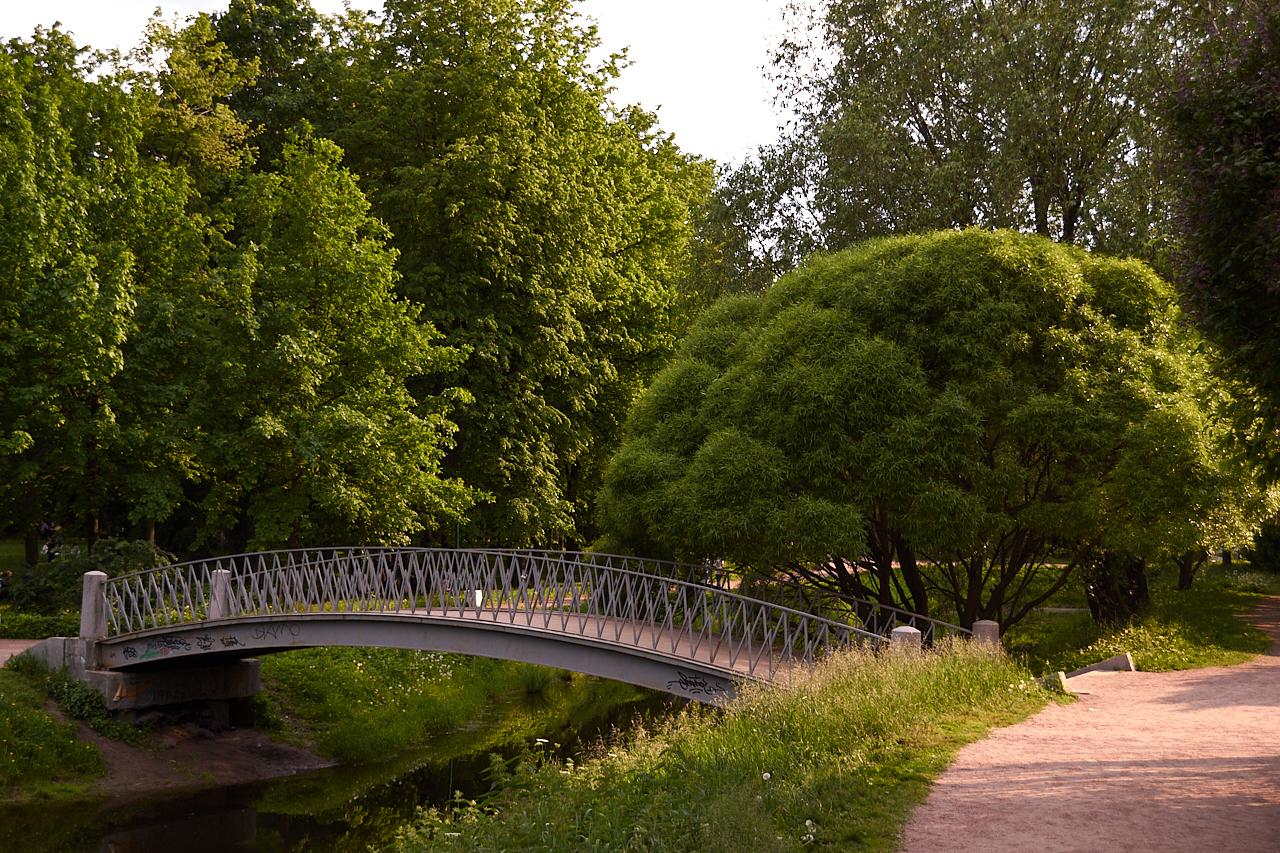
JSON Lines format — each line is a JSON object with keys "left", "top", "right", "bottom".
{"left": 0, "top": 611, "right": 79, "bottom": 639}
{"left": 9, "top": 539, "right": 173, "bottom": 615}
{"left": 1244, "top": 519, "right": 1280, "bottom": 573}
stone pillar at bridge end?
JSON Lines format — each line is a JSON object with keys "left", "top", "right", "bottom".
{"left": 972, "top": 620, "right": 1001, "bottom": 654}
{"left": 79, "top": 571, "right": 108, "bottom": 640}
{"left": 210, "top": 569, "right": 232, "bottom": 620}
{"left": 890, "top": 625, "right": 922, "bottom": 655}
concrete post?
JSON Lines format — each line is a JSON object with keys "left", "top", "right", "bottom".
{"left": 210, "top": 569, "right": 232, "bottom": 620}
{"left": 972, "top": 620, "right": 1001, "bottom": 654}
{"left": 890, "top": 625, "right": 922, "bottom": 655}
{"left": 79, "top": 571, "right": 108, "bottom": 640}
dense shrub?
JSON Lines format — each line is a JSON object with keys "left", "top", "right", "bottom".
{"left": 0, "top": 611, "right": 79, "bottom": 639}
{"left": 9, "top": 539, "right": 172, "bottom": 615}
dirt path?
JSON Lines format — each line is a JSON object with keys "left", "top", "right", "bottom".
{"left": 0, "top": 638, "right": 39, "bottom": 665}
{"left": 903, "top": 598, "right": 1280, "bottom": 853}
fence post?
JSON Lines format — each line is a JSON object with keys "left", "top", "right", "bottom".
{"left": 210, "top": 569, "right": 232, "bottom": 620}
{"left": 890, "top": 625, "right": 922, "bottom": 655}
{"left": 973, "top": 619, "right": 1001, "bottom": 654}
{"left": 79, "top": 571, "right": 108, "bottom": 640}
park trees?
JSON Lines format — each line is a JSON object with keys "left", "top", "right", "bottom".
{"left": 697, "top": 0, "right": 1193, "bottom": 293}
{"left": 1162, "top": 1, "right": 1280, "bottom": 482}
{"left": 0, "top": 32, "right": 135, "bottom": 562}
{"left": 177, "top": 133, "right": 477, "bottom": 548}
{"left": 598, "top": 230, "right": 1272, "bottom": 629}
{"left": 314, "top": 0, "right": 711, "bottom": 546}
{"left": 0, "top": 23, "right": 479, "bottom": 557}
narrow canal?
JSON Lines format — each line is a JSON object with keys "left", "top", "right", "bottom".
{"left": 0, "top": 676, "right": 674, "bottom": 852}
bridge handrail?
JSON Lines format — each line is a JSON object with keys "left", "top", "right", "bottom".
{"left": 98, "top": 548, "right": 890, "bottom": 682}
{"left": 461, "top": 548, "right": 971, "bottom": 643}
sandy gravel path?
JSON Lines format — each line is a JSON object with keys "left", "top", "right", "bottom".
{"left": 0, "top": 638, "right": 39, "bottom": 665}
{"left": 903, "top": 598, "right": 1280, "bottom": 852}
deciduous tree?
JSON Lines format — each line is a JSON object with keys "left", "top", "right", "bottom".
{"left": 599, "top": 230, "right": 1270, "bottom": 628}
{"left": 320, "top": 0, "right": 711, "bottom": 546}
{"left": 1163, "top": 0, "right": 1280, "bottom": 480}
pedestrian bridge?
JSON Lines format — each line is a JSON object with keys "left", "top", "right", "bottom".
{"left": 49, "top": 548, "right": 974, "bottom": 708}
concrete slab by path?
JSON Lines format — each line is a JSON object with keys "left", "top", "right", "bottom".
{"left": 902, "top": 598, "right": 1280, "bottom": 853}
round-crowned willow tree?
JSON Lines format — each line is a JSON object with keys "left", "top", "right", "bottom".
{"left": 598, "top": 230, "right": 1276, "bottom": 629}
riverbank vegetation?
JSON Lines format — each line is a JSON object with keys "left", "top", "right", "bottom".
{"left": 388, "top": 640, "right": 1050, "bottom": 853}
{"left": 0, "top": 667, "right": 103, "bottom": 793}
{"left": 258, "top": 649, "right": 583, "bottom": 763}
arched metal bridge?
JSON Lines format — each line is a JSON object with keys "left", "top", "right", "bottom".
{"left": 72, "top": 548, "right": 970, "bottom": 705}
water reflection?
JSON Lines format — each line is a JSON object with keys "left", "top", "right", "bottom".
{"left": 0, "top": 677, "right": 674, "bottom": 853}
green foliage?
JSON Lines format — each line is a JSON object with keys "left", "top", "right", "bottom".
{"left": 260, "top": 648, "right": 537, "bottom": 763}
{"left": 0, "top": 30, "right": 136, "bottom": 551}
{"left": 4, "top": 4, "right": 699, "bottom": 553}
{"left": 388, "top": 641, "right": 1047, "bottom": 853}
{"left": 0, "top": 668, "right": 104, "bottom": 788}
{"left": 9, "top": 539, "right": 172, "bottom": 615}
{"left": 697, "top": 0, "right": 1191, "bottom": 292}
{"left": 174, "top": 132, "right": 477, "bottom": 548}
{"left": 311, "top": 0, "right": 712, "bottom": 545}
{"left": 0, "top": 612, "right": 79, "bottom": 640}
{"left": 1006, "top": 566, "right": 1273, "bottom": 674}
{"left": 600, "top": 230, "right": 1272, "bottom": 630}
{"left": 1163, "top": 1, "right": 1280, "bottom": 480}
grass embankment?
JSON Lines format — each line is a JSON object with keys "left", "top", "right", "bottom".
{"left": 0, "top": 666, "right": 105, "bottom": 797}
{"left": 258, "top": 648, "right": 579, "bottom": 763}
{"left": 388, "top": 642, "right": 1049, "bottom": 853}
{"left": 1005, "top": 563, "right": 1277, "bottom": 674}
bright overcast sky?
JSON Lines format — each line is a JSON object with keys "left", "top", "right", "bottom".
{"left": 1, "top": 0, "right": 787, "bottom": 166}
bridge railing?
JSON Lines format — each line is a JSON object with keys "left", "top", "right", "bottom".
{"left": 99, "top": 548, "right": 895, "bottom": 681}
{"left": 478, "top": 550, "right": 971, "bottom": 645}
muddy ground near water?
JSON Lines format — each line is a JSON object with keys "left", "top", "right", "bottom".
{"left": 0, "top": 639, "right": 332, "bottom": 806}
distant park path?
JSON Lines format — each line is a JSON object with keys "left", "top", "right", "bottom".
{"left": 903, "top": 598, "right": 1280, "bottom": 852}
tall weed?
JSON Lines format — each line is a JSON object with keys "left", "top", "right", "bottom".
{"left": 389, "top": 641, "right": 1047, "bottom": 852}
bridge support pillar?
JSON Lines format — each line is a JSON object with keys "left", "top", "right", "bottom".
{"left": 890, "top": 625, "right": 922, "bottom": 655}
{"left": 972, "top": 620, "right": 1001, "bottom": 654}
{"left": 86, "top": 659, "right": 262, "bottom": 711}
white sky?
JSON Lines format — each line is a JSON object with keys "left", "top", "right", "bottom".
{"left": 0, "top": 0, "right": 787, "bottom": 166}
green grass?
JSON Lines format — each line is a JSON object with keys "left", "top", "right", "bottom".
{"left": 388, "top": 641, "right": 1051, "bottom": 853}
{"left": 259, "top": 648, "right": 565, "bottom": 763}
{"left": 0, "top": 539, "right": 25, "bottom": 576}
{"left": 1004, "top": 562, "right": 1274, "bottom": 675}
{"left": 0, "top": 666, "right": 105, "bottom": 795}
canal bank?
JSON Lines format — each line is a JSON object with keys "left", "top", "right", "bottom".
{"left": 0, "top": 674, "right": 673, "bottom": 852}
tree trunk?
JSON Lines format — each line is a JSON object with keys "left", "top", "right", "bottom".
{"left": 23, "top": 527, "right": 39, "bottom": 566}
{"left": 1083, "top": 550, "right": 1149, "bottom": 623}
{"left": 893, "top": 533, "right": 930, "bottom": 619}
{"left": 86, "top": 513, "right": 99, "bottom": 552}
{"left": 141, "top": 517, "right": 156, "bottom": 542}
{"left": 1176, "top": 550, "right": 1207, "bottom": 591}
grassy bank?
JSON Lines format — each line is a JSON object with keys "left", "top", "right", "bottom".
{"left": 0, "top": 667, "right": 105, "bottom": 797}
{"left": 1005, "top": 563, "right": 1277, "bottom": 674}
{"left": 259, "top": 648, "right": 578, "bottom": 763}
{"left": 388, "top": 642, "right": 1051, "bottom": 853}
